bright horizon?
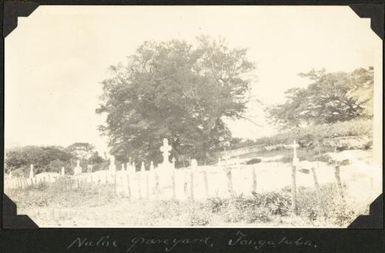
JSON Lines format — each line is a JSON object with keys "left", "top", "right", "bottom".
{"left": 5, "top": 6, "right": 382, "bottom": 154}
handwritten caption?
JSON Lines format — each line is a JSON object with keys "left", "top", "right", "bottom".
{"left": 66, "top": 231, "right": 318, "bottom": 252}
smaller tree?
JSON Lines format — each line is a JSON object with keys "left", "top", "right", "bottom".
{"left": 267, "top": 67, "right": 374, "bottom": 129}
{"left": 66, "top": 143, "right": 95, "bottom": 160}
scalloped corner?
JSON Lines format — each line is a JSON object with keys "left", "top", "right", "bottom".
{"left": 3, "top": 0, "right": 39, "bottom": 38}
{"left": 349, "top": 4, "right": 384, "bottom": 40}
{"left": 2, "top": 194, "right": 39, "bottom": 229}
{"left": 348, "top": 194, "right": 383, "bottom": 229}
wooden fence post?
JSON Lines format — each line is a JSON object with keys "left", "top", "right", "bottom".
{"left": 311, "top": 166, "right": 324, "bottom": 216}
{"left": 114, "top": 171, "right": 118, "bottom": 196}
{"left": 183, "top": 170, "right": 189, "bottom": 198}
{"left": 127, "top": 170, "right": 132, "bottom": 200}
{"left": 190, "top": 170, "right": 194, "bottom": 201}
{"left": 252, "top": 167, "right": 257, "bottom": 193}
{"left": 291, "top": 164, "right": 298, "bottom": 215}
{"left": 146, "top": 171, "right": 150, "bottom": 199}
{"left": 226, "top": 168, "right": 235, "bottom": 197}
{"left": 291, "top": 140, "right": 299, "bottom": 215}
{"left": 137, "top": 162, "right": 143, "bottom": 199}
{"left": 190, "top": 159, "right": 198, "bottom": 201}
{"left": 203, "top": 170, "right": 209, "bottom": 198}
{"left": 171, "top": 158, "right": 177, "bottom": 200}
{"left": 334, "top": 165, "right": 345, "bottom": 205}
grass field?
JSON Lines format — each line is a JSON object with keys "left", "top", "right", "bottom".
{"left": 7, "top": 177, "right": 366, "bottom": 228}
{"left": 5, "top": 148, "right": 379, "bottom": 228}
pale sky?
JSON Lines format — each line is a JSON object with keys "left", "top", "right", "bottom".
{"left": 5, "top": 6, "right": 382, "bottom": 153}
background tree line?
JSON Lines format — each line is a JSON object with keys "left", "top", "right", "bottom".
{"left": 5, "top": 143, "right": 105, "bottom": 176}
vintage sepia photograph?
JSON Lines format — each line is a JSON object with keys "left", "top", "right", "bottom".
{"left": 4, "top": 6, "right": 382, "bottom": 228}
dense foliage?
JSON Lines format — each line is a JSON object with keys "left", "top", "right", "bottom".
{"left": 5, "top": 146, "right": 73, "bottom": 174}
{"left": 267, "top": 67, "right": 374, "bottom": 129}
{"left": 5, "top": 143, "right": 105, "bottom": 175}
{"left": 97, "top": 36, "right": 255, "bottom": 164}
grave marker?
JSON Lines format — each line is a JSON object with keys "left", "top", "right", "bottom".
{"left": 74, "top": 160, "right": 82, "bottom": 175}
{"left": 160, "top": 138, "right": 172, "bottom": 167}
{"left": 291, "top": 140, "right": 299, "bottom": 214}
{"left": 29, "top": 164, "right": 34, "bottom": 179}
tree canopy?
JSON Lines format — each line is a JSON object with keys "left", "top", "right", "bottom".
{"left": 5, "top": 146, "right": 73, "bottom": 174}
{"left": 5, "top": 143, "right": 106, "bottom": 175}
{"left": 267, "top": 67, "right": 374, "bottom": 129}
{"left": 96, "top": 36, "right": 255, "bottom": 164}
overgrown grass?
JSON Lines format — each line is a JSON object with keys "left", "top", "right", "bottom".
{"left": 6, "top": 178, "right": 361, "bottom": 227}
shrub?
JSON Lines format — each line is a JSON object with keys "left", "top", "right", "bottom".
{"left": 189, "top": 205, "right": 211, "bottom": 226}
{"left": 251, "top": 191, "right": 292, "bottom": 216}
{"left": 206, "top": 197, "right": 229, "bottom": 213}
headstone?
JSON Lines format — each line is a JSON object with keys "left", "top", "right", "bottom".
{"left": 191, "top": 159, "right": 198, "bottom": 168}
{"left": 61, "top": 167, "right": 65, "bottom": 176}
{"left": 87, "top": 164, "right": 93, "bottom": 173}
{"left": 29, "top": 164, "right": 34, "bottom": 179}
{"left": 160, "top": 138, "right": 172, "bottom": 166}
{"left": 74, "top": 160, "right": 82, "bottom": 175}
{"left": 121, "top": 163, "right": 125, "bottom": 171}
{"left": 171, "top": 157, "right": 176, "bottom": 168}
{"left": 141, "top": 162, "right": 145, "bottom": 172}
{"left": 150, "top": 161, "right": 154, "bottom": 170}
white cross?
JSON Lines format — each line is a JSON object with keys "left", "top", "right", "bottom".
{"left": 160, "top": 138, "right": 172, "bottom": 163}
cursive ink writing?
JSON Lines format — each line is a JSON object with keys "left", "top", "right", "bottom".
{"left": 67, "top": 236, "right": 118, "bottom": 249}
{"left": 126, "top": 236, "right": 214, "bottom": 252}
{"left": 228, "top": 231, "right": 318, "bottom": 250}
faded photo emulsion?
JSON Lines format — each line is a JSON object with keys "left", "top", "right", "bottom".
{"left": 4, "top": 6, "right": 382, "bottom": 227}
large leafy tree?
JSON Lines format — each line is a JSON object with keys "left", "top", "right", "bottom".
{"left": 97, "top": 36, "right": 255, "bottom": 164}
{"left": 267, "top": 67, "right": 374, "bottom": 129}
